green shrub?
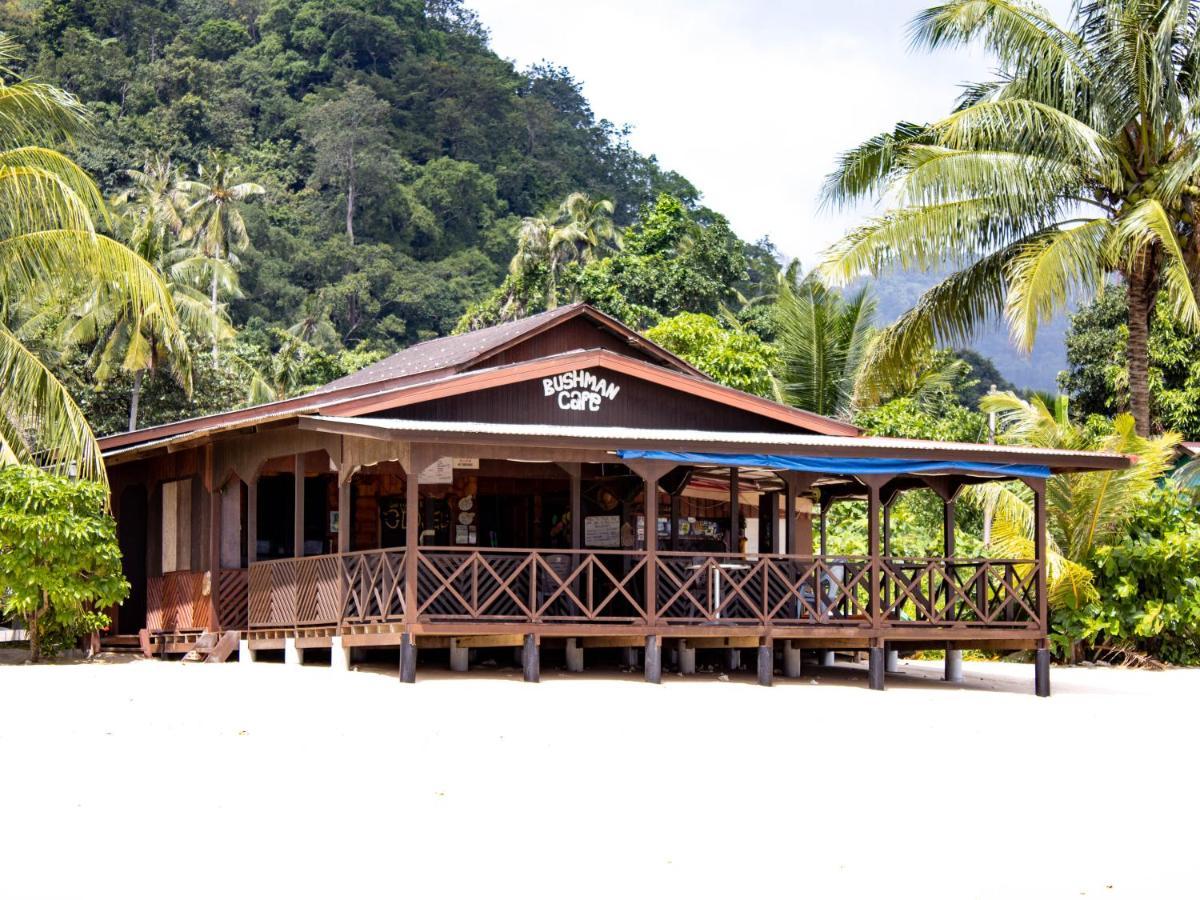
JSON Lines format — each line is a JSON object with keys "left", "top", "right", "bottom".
{"left": 0, "top": 467, "right": 127, "bottom": 660}
{"left": 1054, "top": 485, "right": 1200, "bottom": 663}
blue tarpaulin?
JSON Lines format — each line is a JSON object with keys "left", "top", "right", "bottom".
{"left": 616, "top": 450, "right": 1049, "bottom": 480}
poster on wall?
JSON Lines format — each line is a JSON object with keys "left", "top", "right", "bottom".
{"left": 418, "top": 457, "right": 454, "bottom": 484}
{"left": 584, "top": 515, "right": 621, "bottom": 548}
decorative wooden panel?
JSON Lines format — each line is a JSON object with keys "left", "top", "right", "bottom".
{"left": 216, "top": 568, "right": 248, "bottom": 631}
{"left": 146, "top": 570, "right": 209, "bottom": 632}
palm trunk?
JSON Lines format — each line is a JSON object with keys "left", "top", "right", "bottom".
{"left": 210, "top": 264, "right": 220, "bottom": 365}
{"left": 129, "top": 368, "right": 143, "bottom": 432}
{"left": 1125, "top": 252, "right": 1159, "bottom": 437}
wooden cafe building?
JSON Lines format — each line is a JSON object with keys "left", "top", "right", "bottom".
{"left": 98, "top": 304, "right": 1127, "bottom": 694}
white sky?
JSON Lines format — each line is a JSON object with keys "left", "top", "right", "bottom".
{"left": 469, "top": 0, "right": 1074, "bottom": 268}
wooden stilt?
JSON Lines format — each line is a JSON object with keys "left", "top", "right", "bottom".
{"left": 868, "top": 646, "right": 885, "bottom": 691}
{"left": 399, "top": 633, "right": 417, "bottom": 683}
{"left": 523, "top": 634, "right": 540, "bottom": 683}
{"left": 644, "top": 635, "right": 661, "bottom": 684}
{"left": 757, "top": 641, "right": 773, "bottom": 686}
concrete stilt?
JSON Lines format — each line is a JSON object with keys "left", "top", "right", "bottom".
{"left": 944, "top": 649, "right": 963, "bottom": 683}
{"left": 565, "top": 638, "right": 584, "bottom": 673}
{"left": 331, "top": 635, "right": 351, "bottom": 673}
{"left": 782, "top": 641, "right": 802, "bottom": 678}
{"left": 399, "top": 634, "right": 417, "bottom": 683}
{"left": 886, "top": 648, "right": 900, "bottom": 674}
{"left": 868, "top": 647, "right": 885, "bottom": 691}
{"left": 725, "top": 649, "right": 742, "bottom": 671}
{"left": 666, "top": 646, "right": 679, "bottom": 669}
{"left": 523, "top": 634, "right": 540, "bottom": 683}
{"left": 821, "top": 650, "right": 836, "bottom": 667}
{"left": 449, "top": 639, "right": 469, "bottom": 672}
{"left": 678, "top": 640, "right": 696, "bottom": 675}
{"left": 1034, "top": 648, "right": 1051, "bottom": 697}
{"left": 644, "top": 636, "right": 662, "bottom": 684}
{"left": 757, "top": 643, "right": 773, "bottom": 686}
{"left": 621, "top": 646, "right": 639, "bottom": 669}
{"left": 238, "top": 639, "right": 255, "bottom": 665}
{"left": 284, "top": 636, "right": 303, "bottom": 666}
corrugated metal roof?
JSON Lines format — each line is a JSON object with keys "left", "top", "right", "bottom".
{"left": 302, "top": 417, "right": 1129, "bottom": 471}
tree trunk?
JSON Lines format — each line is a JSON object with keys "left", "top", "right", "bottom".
{"left": 29, "top": 591, "right": 47, "bottom": 663}
{"left": 128, "top": 368, "right": 143, "bottom": 432}
{"left": 210, "top": 264, "right": 220, "bottom": 365}
{"left": 1125, "top": 252, "right": 1159, "bottom": 437}
{"left": 346, "top": 170, "right": 356, "bottom": 246}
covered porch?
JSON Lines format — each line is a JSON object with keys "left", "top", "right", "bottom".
{"left": 144, "top": 416, "right": 1060, "bottom": 691}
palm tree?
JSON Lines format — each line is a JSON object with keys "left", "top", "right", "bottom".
{"left": 774, "top": 265, "right": 875, "bottom": 417}
{"left": 0, "top": 34, "right": 170, "bottom": 482}
{"left": 180, "top": 153, "right": 263, "bottom": 363}
{"left": 820, "top": 0, "right": 1200, "bottom": 437}
{"left": 972, "top": 392, "right": 1176, "bottom": 616}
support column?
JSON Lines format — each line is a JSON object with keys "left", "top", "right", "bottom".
{"left": 569, "top": 467, "right": 582, "bottom": 551}
{"left": 285, "top": 636, "right": 302, "bottom": 665}
{"left": 725, "top": 649, "right": 742, "bottom": 671}
{"left": 207, "top": 475, "right": 221, "bottom": 631}
{"left": 246, "top": 477, "right": 258, "bottom": 565}
{"left": 865, "top": 479, "right": 884, "bottom": 629}
{"left": 449, "top": 638, "right": 469, "bottom": 672}
{"left": 1035, "top": 647, "right": 1051, "bottom": 698}
{"left": 782, "top": 640, "right": 802, "bottom": 678}
{"left": 943, "top": 493, "right": 963, "bottom": 682}
{"left": 868, "top": 646, "right": 885, "bottom": 691}
{"left": 337, "top": 477, "right": 351, "bottom": 555}
{"left": 1032, "top": 477, "right": 1050, "bottom": 697}
{"left": 399, "top": 633, "right": 417, "bottom": 683}
{"left": 784, "top": 481, "right": 796, "bottom": 556}
{"left": 331, "top": 635, "right": 351, "bottom": 672}
{"left": 621, "top": 646, "right": 639, "bottom": 669}
{"left": 757, "top": 640, "right": 773, "bottom": 686}
{"left": 403, "top": 460, "right": 422, "bottom": 628}
{"left": 644, "top": 635, "right": 661, "bottom": 684}
{"left": 523, "top": 634, "right": 540, "bottom": 683}
{"left": 678, "top": 639, "right": 696, "bottom": 675}
{"left": 239, "top": 638, "right": 255, "bottom": 664}
{"left": 728, "top": 466, "right": 739, "bottom": 553}
{"left": 293, "top": 453, "right": 305, "bottom": 560}
{"left": 565, "top": 637, "right": 583, "bottom": 673}
{"left": 886, "top": 648, "right": 900, "bottom": 674}
{"left": 821, "top": 650, "right": 835, "bottom": 667}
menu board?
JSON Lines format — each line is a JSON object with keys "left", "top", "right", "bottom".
{"left": 584, "top": 515, "right": 621, "bottom": 548}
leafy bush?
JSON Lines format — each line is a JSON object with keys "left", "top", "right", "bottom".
{"left": 1055, "top": 485, "right": 1200, "bottom": 664}
{"left": 0, "top": 467, "right": 127, "bottom": 660}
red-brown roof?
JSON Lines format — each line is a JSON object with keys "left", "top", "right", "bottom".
{"left": 99, "top": 306, "right": 857, "bottom": 453}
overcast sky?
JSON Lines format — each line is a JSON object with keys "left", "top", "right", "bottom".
{"left": 469, "top": 0, "right": 1074, "bottom": 269}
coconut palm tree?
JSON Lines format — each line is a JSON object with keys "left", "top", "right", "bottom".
{"left": 0, "top": 34, "right": 171, "bottom": 482}
{"left": 180, "top": 153, "right": 263, "bottom": 363}
{"left": 972, "top": 392, "right": 1177, "bottom": 613}
{"left": 821, "top": 0, "right": 1200, "bottom": 437}
{"left": 774, "top": 265, "right": 875, "bottom": 417}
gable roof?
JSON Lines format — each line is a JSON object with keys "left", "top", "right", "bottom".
{"left": 313, "top": 303, "right": 702, "bottom": 394}
{"left": 99, "top": 306, "right": 854, "bottom": 454}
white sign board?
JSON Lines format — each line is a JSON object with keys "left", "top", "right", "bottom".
{"left": 584, "top": 515, "right": 621, "bottom": 548}
{"left": 543, "top": 369, "right": 620, "bottom": 413}
{"left": 419, "top": 457, "right": 480, "bottom": 483}
{"left": 418, "top": 458, "right": 453, "bottom": 484}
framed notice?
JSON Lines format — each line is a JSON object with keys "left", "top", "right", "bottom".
{"left": 419, "top": 457, "right": 454, "bottom": 484}
{"left": 585, "top": 515, "right": 621, "bottom": 548}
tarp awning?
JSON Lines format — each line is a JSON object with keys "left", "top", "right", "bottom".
{"left": 616, "top": 450, "right": 1050, "bottom": 480}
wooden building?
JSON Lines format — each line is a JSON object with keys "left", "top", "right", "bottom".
{"left": 100, "top": 304, "right": 1127, "bottom": 693}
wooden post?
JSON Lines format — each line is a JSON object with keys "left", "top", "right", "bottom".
{"left": 644, "top": 471, "right": 659, "bottom": 625}
{"left": 404, "top": 455, "right": 422, "bottom": 627}
{"left": 293, "top": 452, "right": 305, "bottom": 559}
{"left": 246, "top": 477, "right": 258, "bottom": 565}
{"left": 819, "top": 503, "right": 828, "bottom": 556}
{"left": 757, "top": 639, "right": 773, "bottom": 687}
{"left": 865, "top": 479, "right": 883, "bottom": 629}
{"left": 207, "top": 447, "right": 221, "bottom": 632}
{"left": 1032, "top": 477, "right": 1050, "bottom": 697}
{"left": 784, "top": 480, "right": 796, "bottom": 555}
{"left": 944, "top": 493, "right": 962, "bottom": 682}
{"left": 569, "top": 465, "right": 582, "bottom": 551}
{"left": 338, "top": 477, "right": 351, "bottom": 555}
{"left": 728, "top": 466, "right": 739, "bottom": 553}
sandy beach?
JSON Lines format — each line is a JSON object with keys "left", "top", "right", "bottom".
{"left": 0, "top": 653, "right": 1194, "bottom": 899}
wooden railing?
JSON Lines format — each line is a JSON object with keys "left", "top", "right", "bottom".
{"left": 243, "top": 548, "right": 1041, "bottom": 632}
{"left": 247, "top": 550, "right": 406, "bottom": 629}
{"left": 147, "top": 568, "right": 249, "bottom": 632}
{"left": 416, "top": 549, "right": 647, "bottom": 623}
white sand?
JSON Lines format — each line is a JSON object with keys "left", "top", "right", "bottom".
{"left": 0, "top": 653, "right": 1195, "bottom": 899}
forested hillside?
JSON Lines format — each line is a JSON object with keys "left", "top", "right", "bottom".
{"left": 2, "top": 0, "right": 727, "bottom": 349}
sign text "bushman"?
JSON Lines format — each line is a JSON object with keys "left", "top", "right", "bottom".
{"left": 543, "top": 369, "right": 621, "bottom": 412}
